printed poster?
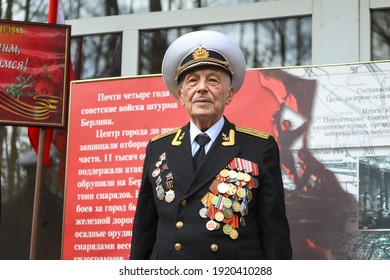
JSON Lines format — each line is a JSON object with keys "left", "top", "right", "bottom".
{"left": 0, "top": 20, "right": 70, "bottom": 127}
{"left": 63, "top": 61, "right": 390, "bottom": 260}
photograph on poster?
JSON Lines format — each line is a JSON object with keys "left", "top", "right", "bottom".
{"left": 258, "top": 62, "right": 390, "bottom": 260}
{"left": 63, "top": 60, "right": 390, "bottom": 260}
{"left": 358, "top": 155, "right": 390, "bottom": 230}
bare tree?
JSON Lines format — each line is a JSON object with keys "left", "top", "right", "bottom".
{"left": 295, "top": 18, "right": 303, "bottom": 66}
{"left": 8, "top": 127, "right": 18, "bottom": 192}
{"left": 24, "top": 0, "right": 31, "bottom": 21}
{"left": 5, "top": 0, "right": 14, "bottom": 19}
{"left": 147, "top": 0, "right": 168, "bottom": 73}
{"left": 372, "top": 10, "right": 390, "bottom": 60}
{"left": 105, "top": 0, "right": 119, "bottom": 15}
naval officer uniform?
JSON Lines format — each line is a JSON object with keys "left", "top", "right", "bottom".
{"left": 130, "top": 30, "right": 292, "bottom": 260}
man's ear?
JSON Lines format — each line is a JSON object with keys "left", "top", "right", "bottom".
{"left": 177, "top": 89, "right": 185, "bottom": 105}
{"left": 225, "top": 87, "right": 235, "bottom": 105}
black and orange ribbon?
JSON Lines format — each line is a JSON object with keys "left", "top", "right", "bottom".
{"left": 0, "top": 89, "right": 60, "bottom": 120}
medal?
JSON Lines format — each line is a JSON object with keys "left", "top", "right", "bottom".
{"left": 166, "top": 179, "right": 174, "bottom": 190}
{"left": 236, "top": 187, "right": 246, "bottom": 199}
{"left": 239, "top": 216, "right": 246, "bottom": 228}
{"left": 165, "top": 172, "right": 174, "bottom": 192}
{"left": 223, "top": 223, "right": 233, "bottom": 235}
{"left": 155, "top": 176, "right": 162, "bottom": 185}
{"left": 243, "top": 173, "right": 251, "bottom": 182}
{"left": 215, "top": 211, "right": 224, "bottom": 222}
{"left": 229, "top": 229, "right": 239, "bottom": 239}
{"left": 226, "top": 184, "right": 237, "bottom": 196}
{"left": 199, "top": 207, "right": 208, "bottom": 218}
{"left": 164, "top": 189, "right": 175, "bottom": 203}
{"left": 159, "top": 152, "right": 166, "bottom": 161}
{"left": 152, "top": 168, "right": 160, "bottom": 177}
{"left": 165, "top": 172, "right": 173, "bottom": 180}
{"left": 161, "top": 163, "right": 169, "bottom": 173}
{"left": 206, "top": 220, "right": 217, "bottom": 231}
{"left": 156, "top": 186, "right": 165, "bottom": 200}
{"left": 247, "top": 189, "right": 253, "bottom": 201}
{"left": 240, "top": 201, "right": 248, "bottom": 216}
{"left": 236, "top": 171, "right": 246, "bottom": 181}
{"left": 229, "top": 169, "right": 237, "bottom": 180}
{"left": 223, "top": 208, "right": 233, "bottom": 219}
{"left": 217, "top": 182, "right": 229, "bottom": 194}
{"left": 219, "top": 169, "right": 230, "bottom": 178}
{"left": 223, "top": 198, "right": 232, "bottom": 209}
{"left": 232, "top": 201, "right": 241, "bottom": 212}
{"left": 211, "top": 195, "right": 218, "bottom": 206}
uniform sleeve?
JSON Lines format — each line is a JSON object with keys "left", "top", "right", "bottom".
{"left": 129, "top": 141, "right": 159, "bottom": 260}
{"left": 256, "top": 135, "right": 293, "bottom": 260}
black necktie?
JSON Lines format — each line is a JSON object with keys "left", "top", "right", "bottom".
{"left": 193, "top": 133, "right": 211, "bottom": 170}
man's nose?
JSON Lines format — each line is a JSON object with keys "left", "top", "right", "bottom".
{"left": 196, "top": 78, "right": 208, "bottom": 92}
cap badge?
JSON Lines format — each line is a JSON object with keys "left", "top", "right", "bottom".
{"left": 193, "top": 47, "right": 209, "bottom": 60}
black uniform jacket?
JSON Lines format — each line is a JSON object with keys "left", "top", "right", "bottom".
{"left": 130, "top": 117, "right": 292, "bottom": 260}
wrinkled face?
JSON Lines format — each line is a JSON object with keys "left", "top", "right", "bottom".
{"left": 177, "top": 67, "right": 235, "bottom": 129}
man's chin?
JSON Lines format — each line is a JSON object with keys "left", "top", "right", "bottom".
{"left": 192, "top": 110, "right": 213, "bottom": 118}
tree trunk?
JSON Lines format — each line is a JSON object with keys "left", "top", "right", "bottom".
{"left": 6, "top": 0, "right": 14, "bottom": 19}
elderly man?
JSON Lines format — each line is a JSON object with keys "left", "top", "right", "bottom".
{"left": 130, "top": 30, "right": 292, "bottom": 260}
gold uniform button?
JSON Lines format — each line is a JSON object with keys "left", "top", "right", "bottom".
{"left": 176, "top": 221, "right": 184, "bottom": 228}
{"left": 181, "top": 199, "right": 188, "bottom": 206}
{"left": 210, "top": 244, "right": 219, "bottom": 252}
{"left": 174, "top": 243, "right": 182, "bottom": 251}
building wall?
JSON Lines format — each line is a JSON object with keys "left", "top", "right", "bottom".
{"left": 66, "top": 0, "right": 390, "bottom": 76}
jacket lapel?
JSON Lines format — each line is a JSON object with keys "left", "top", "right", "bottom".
{"left": 166, "top": 123, "right": 194, "bottom": 193}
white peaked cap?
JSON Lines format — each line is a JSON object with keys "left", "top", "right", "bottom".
{"left": 161, "top": 30, "right": 247, "bottom": 99}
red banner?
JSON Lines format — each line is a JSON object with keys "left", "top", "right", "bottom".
{"left": 0, "top": 20, "right": 70, "bottom": 127}
{"left": 61, "top": 71, "right": 298, "bottom": 260}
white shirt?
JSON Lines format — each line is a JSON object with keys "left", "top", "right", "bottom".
{"left": 190, "top": 117, "right": 225, "bottom": 156}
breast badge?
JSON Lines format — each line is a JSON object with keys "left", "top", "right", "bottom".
{"left": 152, "top": 152, "right": 176, "bottom": 203}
